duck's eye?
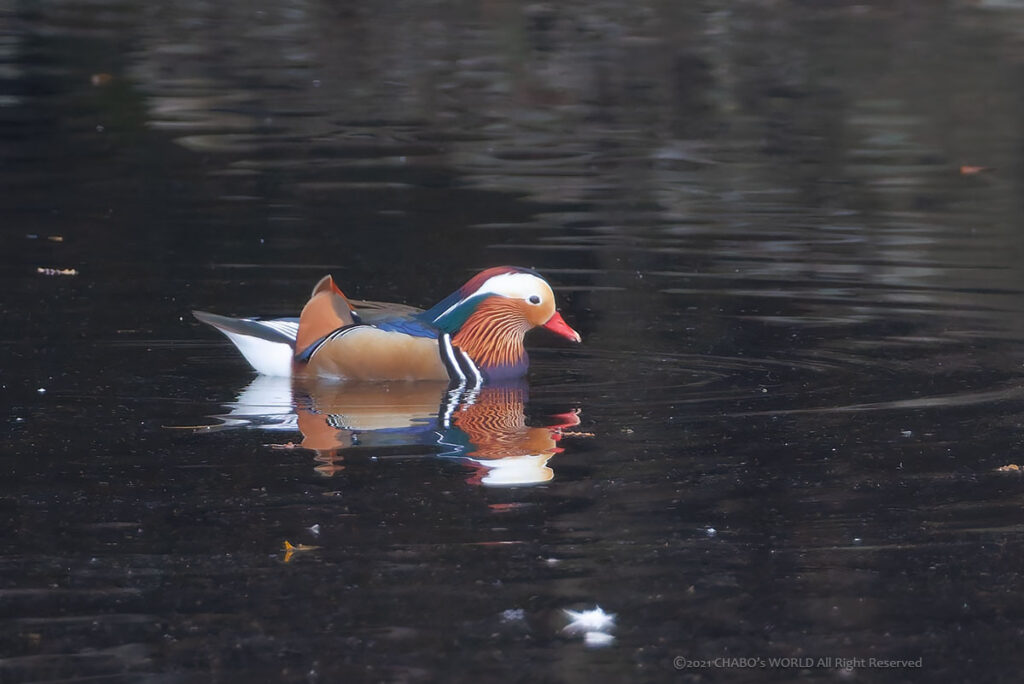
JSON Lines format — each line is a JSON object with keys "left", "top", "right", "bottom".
{"left": 528, "top": 295, "right": 542, "bottom": 305}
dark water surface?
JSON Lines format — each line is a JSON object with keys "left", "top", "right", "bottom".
{"left": 5, "top": 2, "right": 1024, "bottom": 682}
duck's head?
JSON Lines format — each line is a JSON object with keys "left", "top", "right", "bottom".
{"left": 422, "top": 266, "right": 581, "bottom": 375}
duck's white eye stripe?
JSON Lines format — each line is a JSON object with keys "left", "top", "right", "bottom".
{"left": 474, "top": 273, "right": 546, "bottom": 299}
{"left": 435, "top": 272, "right": 549, "bottom": 322}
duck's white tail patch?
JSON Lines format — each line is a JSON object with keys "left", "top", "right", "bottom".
{"left": 221, "top": 329, "right": 294, "bottom": 377}
{"left": 194, "top": 311, "right": 298, "bottom": 377}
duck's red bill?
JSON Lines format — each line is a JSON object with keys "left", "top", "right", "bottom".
{"left": 543, "top": 311, "right": 582, "bottom": 343}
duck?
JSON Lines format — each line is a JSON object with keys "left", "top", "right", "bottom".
{"left": 193, "top": 266, "right": 581, "bottom": 384}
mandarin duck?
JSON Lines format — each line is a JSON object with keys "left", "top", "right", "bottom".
{"left": 193, "top": 266, "right": 580, "bottom": 384}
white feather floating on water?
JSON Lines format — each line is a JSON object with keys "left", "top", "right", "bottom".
{"left": 562, "top": 606, "right": 616, "bottom": 634}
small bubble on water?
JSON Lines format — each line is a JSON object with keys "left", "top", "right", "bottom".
{"left": 312, "top": 79, "right": 321, "bottom": 87}
{"left": 308, "top": 524, "right": 321, "bottom": 536}
{"left": 706, "top": 527, "right": 717, "bottom": 537}
{"left": 37, "top": 388, "right": 46, "bottom": 393}
{"left": 96, "top": 124, "right": 104, "bottom": 132}
{"left": 900, "top": 430, "right": 913, "bottom": 437}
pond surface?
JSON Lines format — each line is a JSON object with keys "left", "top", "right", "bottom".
{"left": 5, "top": 1, "right": 1024, "bottom": 682}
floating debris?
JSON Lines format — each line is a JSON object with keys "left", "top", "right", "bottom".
{"left": 995, "top": 464, "right": 1022, "bottom": 473}
{"left": 960, "top": 165, "right": 991, "bottom": 176}
{"left": 36, "top": 267, "right": 78, "bottom": 276}
{"left": 563, "top": 606, "right": 616, "bottom": 634}
{"left": 282, "top": 540, "right": 321, "bottom": 563}
{"left": 500, "top": 608, "right": 525, "bottom": 623}
{"left": 283, "top": 540, "right": 320, "bottom": 551}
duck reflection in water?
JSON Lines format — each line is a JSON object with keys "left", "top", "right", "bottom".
{"left": 209, "top": 376, "right": 584, "bottom": 486}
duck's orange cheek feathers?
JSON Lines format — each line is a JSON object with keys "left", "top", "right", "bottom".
{"left": 521, "top": 298, "right": 556, "bottom": 329}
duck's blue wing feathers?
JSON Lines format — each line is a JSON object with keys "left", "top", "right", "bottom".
{"left": 371, "top": 318, "right": 439, "bottom": 338}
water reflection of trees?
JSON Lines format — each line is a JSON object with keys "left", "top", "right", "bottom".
{"left": 130, "top": 1, "right": 1021, "bottom": 344}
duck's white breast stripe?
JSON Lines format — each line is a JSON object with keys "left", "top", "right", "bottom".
{"left": 458, "top": 350, "right": 483, "bottom": 387}
{"left": 440, "top": 333, "right": 466, "bottom": 383}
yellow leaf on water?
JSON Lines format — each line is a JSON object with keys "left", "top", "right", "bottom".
{"left": 282, "top": 540, "right": 321, "bottom": 563}
{"left": 283, "top": 541, "right": 320, "bottom": 551}
{"left": 995, "top": 464, "right": 1021, "bottom": 472}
